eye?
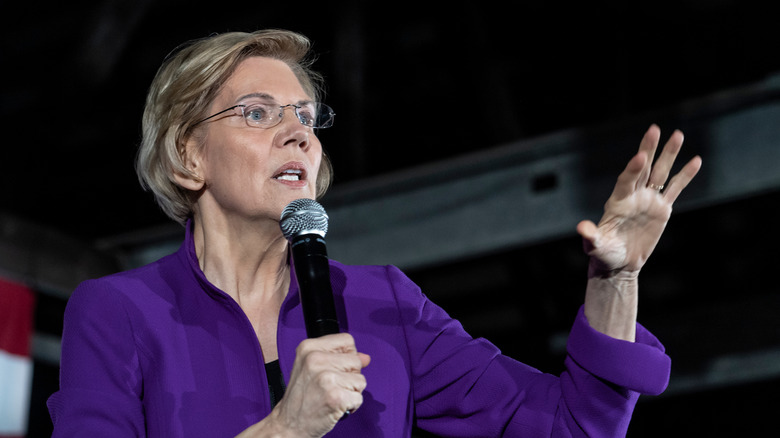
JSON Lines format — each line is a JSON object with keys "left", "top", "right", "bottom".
{"left": 296, "top": 103, "right": 318, "bottom": 125}
{"left": 244, "top": 104, "right": 272, "bottom": 124}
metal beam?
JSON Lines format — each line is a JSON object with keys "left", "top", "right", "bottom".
{"left": 321, "top": 75, "right": 780, "bottom": 269}
{"left": 0, "top": 214, "right": 120, "bottom": 300}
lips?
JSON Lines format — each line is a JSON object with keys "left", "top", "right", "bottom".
{"left": 274, "top": 169, "right": 302, "bottom": 181}
{"left": 273, "top": 162, "right": 307, "bottom": 182}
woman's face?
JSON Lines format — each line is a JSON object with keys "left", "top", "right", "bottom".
{"left": 190, "top": 56, "right": 323, "bottom": 223}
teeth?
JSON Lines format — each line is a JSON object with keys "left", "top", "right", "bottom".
{"left": 275, "top": 169, "right": 302, "bottom": 181}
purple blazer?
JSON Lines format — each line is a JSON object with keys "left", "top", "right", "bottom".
{"left": 48, "top": 223, "right": 670, "bottom": 437}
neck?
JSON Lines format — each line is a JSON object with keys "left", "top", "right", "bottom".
{"left": 191, "top": 212, "right": 291, "bottom": 307}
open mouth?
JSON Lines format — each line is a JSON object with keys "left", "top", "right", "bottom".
{"left": 274, "top": 169, "right": 304, "bottom": 181}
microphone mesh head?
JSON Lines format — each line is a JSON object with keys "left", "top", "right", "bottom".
{"left": 279, "top": 198, "right": 329, "bottom": 240}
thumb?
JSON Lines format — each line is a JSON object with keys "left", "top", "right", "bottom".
{"left": 576, "top": 220, "right": 598, "bottom": 254}
{"left": 358, "top": 353, "right": 371, "bottom": 369}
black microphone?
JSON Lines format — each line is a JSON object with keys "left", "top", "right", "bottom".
{"left": 279, "top": 198, "right": 340, "bottom": 338}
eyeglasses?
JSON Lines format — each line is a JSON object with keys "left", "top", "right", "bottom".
{"left": 193, "top": 102, "right": 335, "bottom": 129}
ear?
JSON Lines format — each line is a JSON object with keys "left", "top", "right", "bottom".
{"left": 173, "top": 137, "right": 206, "bottom": 191}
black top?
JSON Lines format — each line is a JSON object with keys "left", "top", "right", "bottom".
{"left": 265, "top": 360, "right": 286, "bottom": 407}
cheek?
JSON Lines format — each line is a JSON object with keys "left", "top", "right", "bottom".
{"left": 310, "top": 142, "right": 324, "bottom": 184}
{"left": 202, "top": 138, "right": 269, "bottom": 187}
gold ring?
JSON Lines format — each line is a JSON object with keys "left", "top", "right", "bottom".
{"left": 648, "top": 183, "right": 664, "bottom": 191}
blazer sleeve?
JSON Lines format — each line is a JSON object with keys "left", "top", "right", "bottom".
{"left": 384, "top": 265, "right": 670, "bottom": 438}
{"left": 47, "top": 279, "right": 146, "bottom": 437}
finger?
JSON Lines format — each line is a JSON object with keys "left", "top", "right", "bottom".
{"left": 340, "top": 353, "right": 369, "bottom": 373}
{"left": 338, "top": 370, "right": 368, "bottom": 393}
{"left": 662, "top": 155, "right": 702, "bottom": 203}
{"left": 320, "top": 371, "right": 366, "bottom": 416}
{"left": 346, "top": 390, "right": 365, "bottom": 411}
{"left": 305, "top": 350, "right": 368, "bottom": 375}
{"left": 297, "top": 333, "right": 358, "bottom": 356}
{"left": 322, "top": 383, "right": 364, "bottom": 422}
{"left": 648, "top": 129, "right": 684, "bottom": 189}
{"left": 336, "top": 351, "right": 370, "bottom": 373}
{"left": 338, "top": 387, "right": 365, "bottom": 417}
{"left": 317, "top": 367, "right": 367, "bottom": 392}
{"left": 611, "top": 150, "right": 648, "bottom": 200}
{"left": 635, "top": 124, "right": 662, "bottom": 187}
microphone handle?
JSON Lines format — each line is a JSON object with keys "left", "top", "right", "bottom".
{"left": 291, "top": 234, "right": 340, "bottom": 338}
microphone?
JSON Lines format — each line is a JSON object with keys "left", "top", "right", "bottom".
{"left": 280, "top": 198, "right": 340, "bottom": 338}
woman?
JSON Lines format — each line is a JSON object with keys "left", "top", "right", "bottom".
{"left": 48, "top": 29, "right": 702, "bottom": 437}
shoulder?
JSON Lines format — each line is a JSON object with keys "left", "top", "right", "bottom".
{"left": 67, "top": 251, "right": 182, "bottom": 316}
{"left": 328, "top": 259, "right": 414, "bottom": 283}
{"left": 77, "top": 251, "right": 175, "bottom": 289}
{"left": 328, "top": 260, "right": 420, "bottom": 295}
{"left": 326, "top": 260, "right": 432, "bottom": 320}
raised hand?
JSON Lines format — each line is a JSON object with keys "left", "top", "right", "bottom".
{"left": 578, "top": 125, "right": 701, "bottom": 341}
{"left": 577, "top": 124, "right": 702, "bottom": 278}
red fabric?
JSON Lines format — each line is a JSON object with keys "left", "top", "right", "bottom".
{"left": 0, "top": 276, "right": 35, "bottom": 357}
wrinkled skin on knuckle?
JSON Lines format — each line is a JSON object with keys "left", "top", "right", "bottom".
{"left": 322, "top": 385, "right": 346, "bottom": 411}
{"left": 296, "top": 338, "right": 314, "bottom": 357}
{"left": 306, "top": 351, "right": 331, "bottom": 370}
{"left": 357, "top": 375, "right": 368, "bottom": 391}
{"left": 316, "top": 369, "right": 339, "bottom": 389}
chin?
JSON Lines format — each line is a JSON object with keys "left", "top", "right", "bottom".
{"left": 274, "top": 193, "right": 314, "bottom": 215}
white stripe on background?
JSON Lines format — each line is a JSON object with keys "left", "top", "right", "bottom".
{"left": 0, "top": 349, "right": 32, "bottom": 435}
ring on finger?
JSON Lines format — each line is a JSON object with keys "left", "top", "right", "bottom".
{"left": 648, "top": 183, "right": 664, "bottom": 191}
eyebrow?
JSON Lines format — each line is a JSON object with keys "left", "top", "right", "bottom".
{"left": 235, "top": 92, "right": 314, "bottom": 106}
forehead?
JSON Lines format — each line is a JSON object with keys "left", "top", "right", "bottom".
{"left": 219, "top": 56, "right": 310, "bottom": 104}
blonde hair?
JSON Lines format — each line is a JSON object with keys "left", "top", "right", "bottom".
{"left": 136, "top": 29, "right": 334, "bottom": 225}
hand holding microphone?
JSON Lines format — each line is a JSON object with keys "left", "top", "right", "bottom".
{"left": 275, "top": 199, "right": 369, "bottom": 431}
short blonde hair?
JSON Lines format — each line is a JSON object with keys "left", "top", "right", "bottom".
{"left": 136, "top": 29, "right": 334, "bottom": 225}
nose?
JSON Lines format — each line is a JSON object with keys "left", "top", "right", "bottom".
{"left": 276, "top": 106, "right": 311, "bottom": 150}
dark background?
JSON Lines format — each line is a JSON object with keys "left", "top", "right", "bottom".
{"left": 4, "top": 1, "right": 780, "bottom": 436}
